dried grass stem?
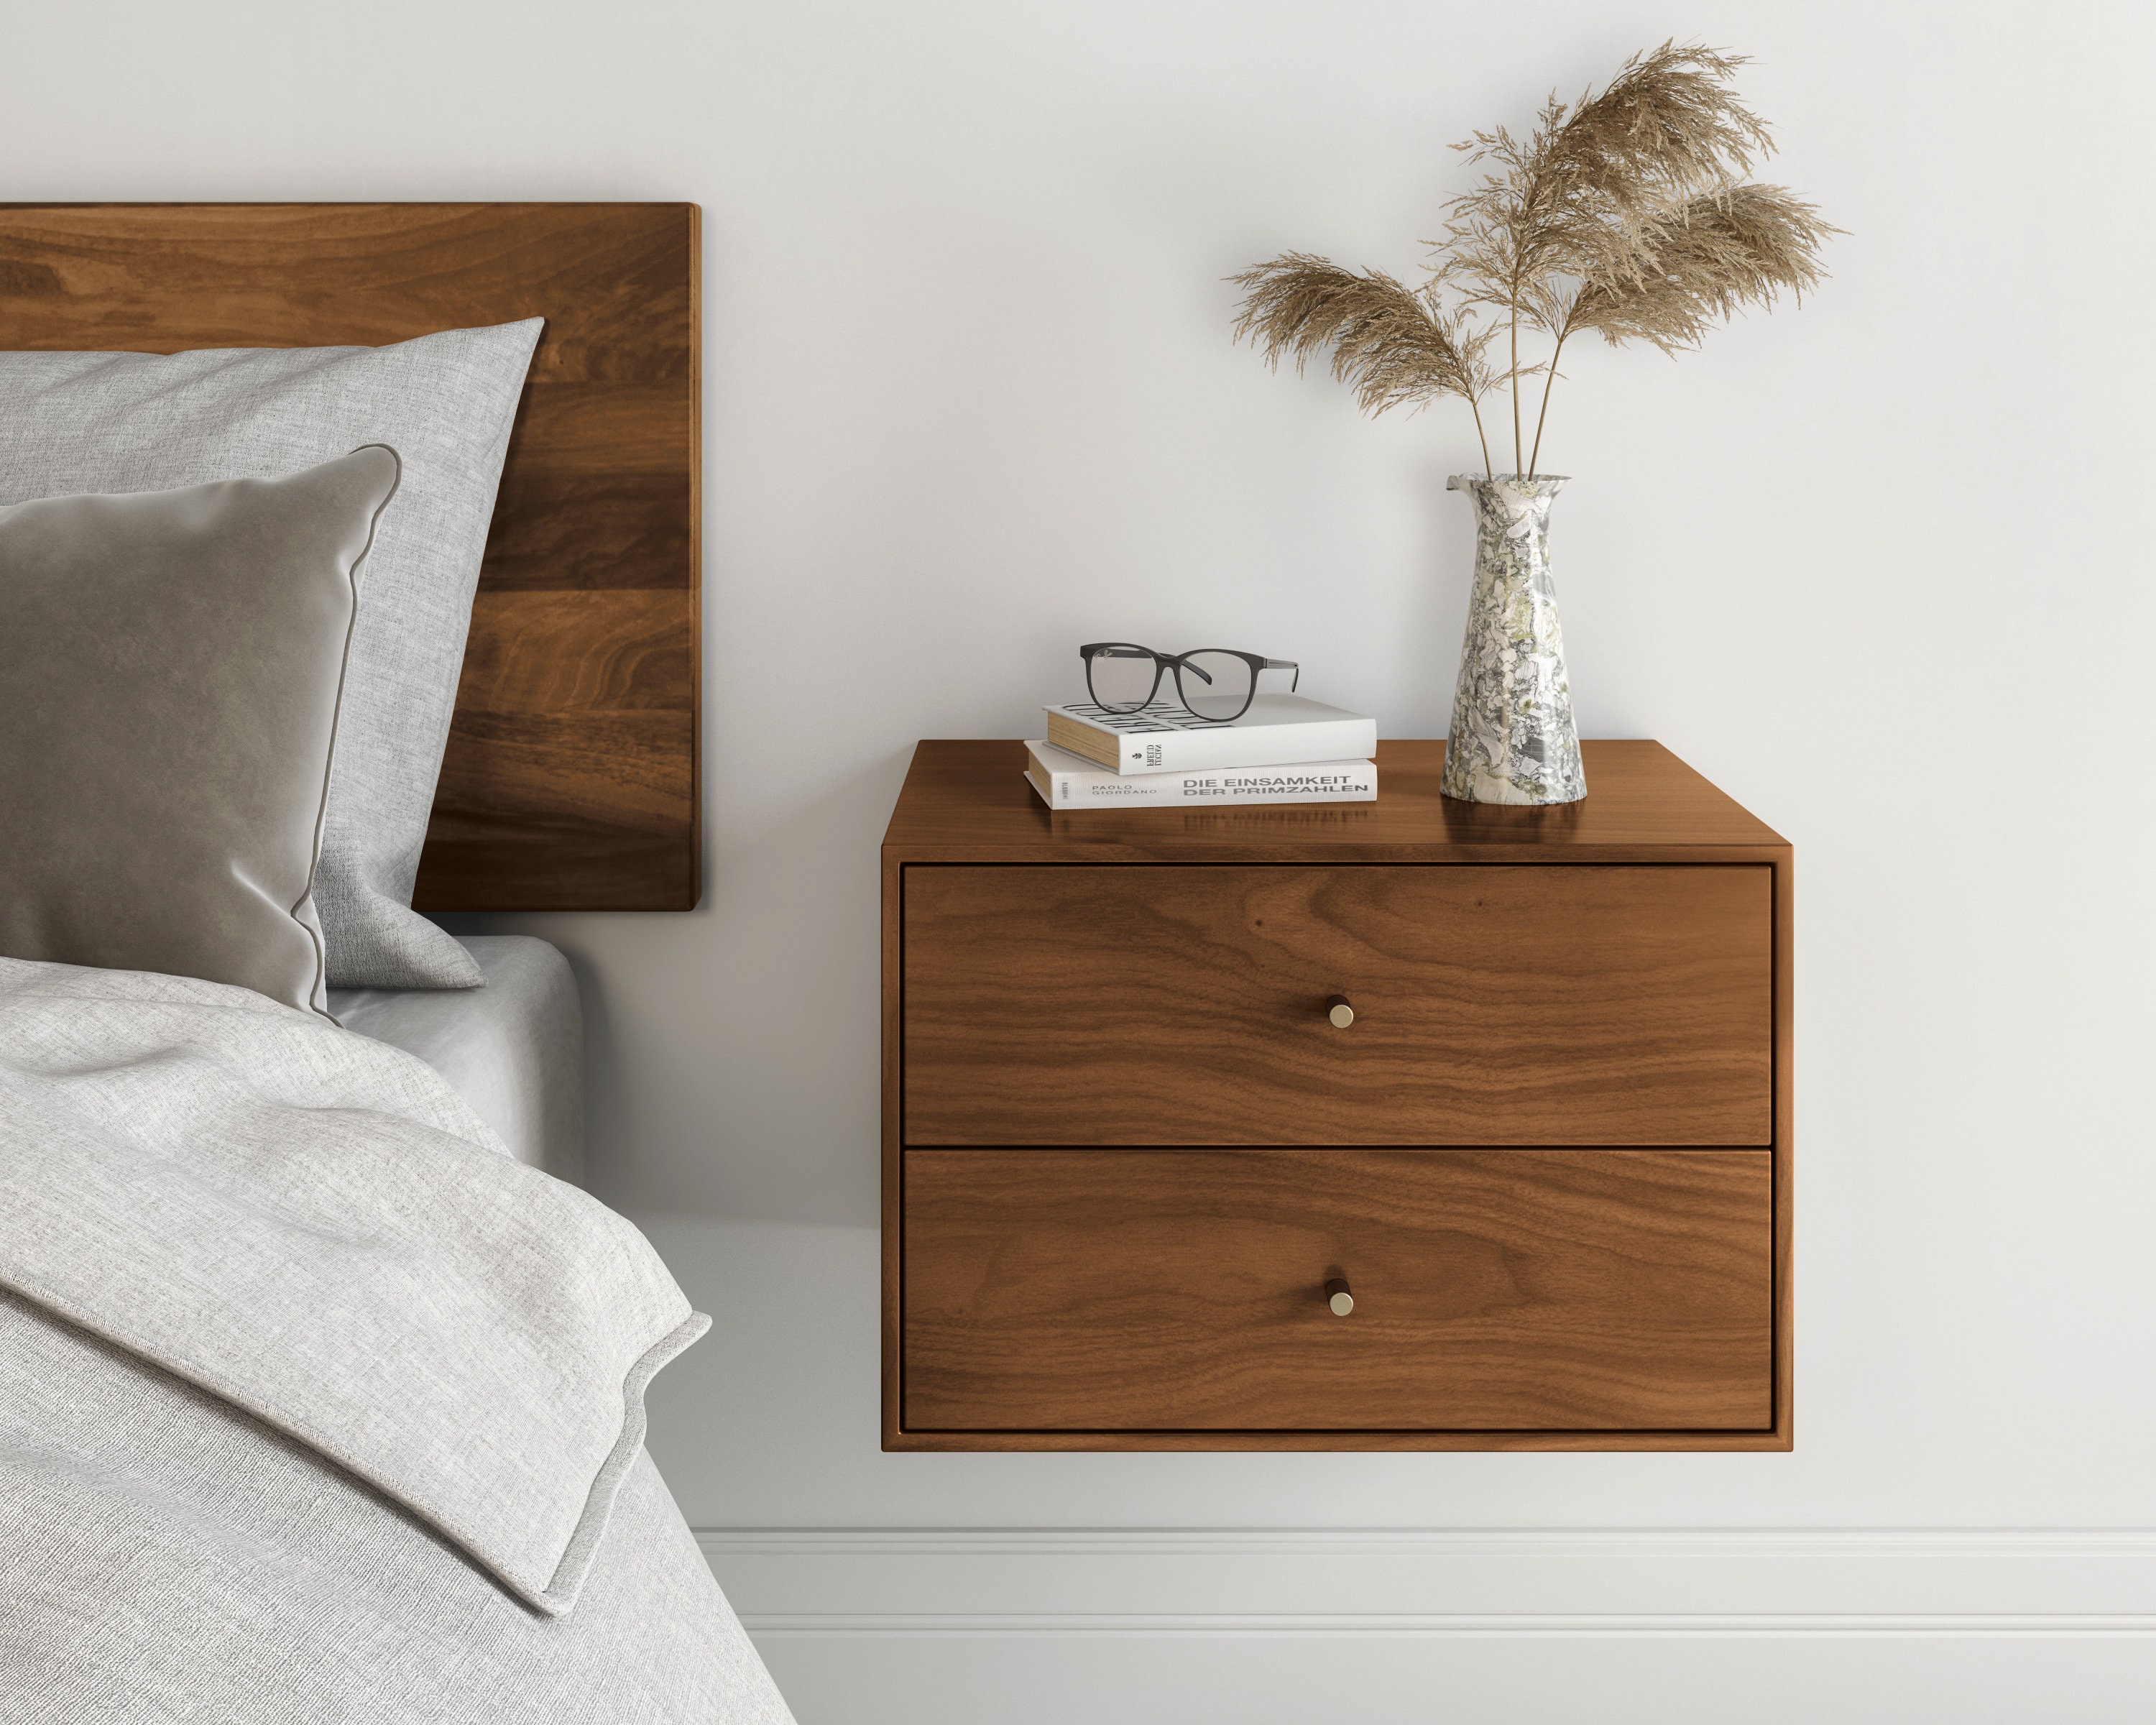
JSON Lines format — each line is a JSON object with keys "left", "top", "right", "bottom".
{"left": 1230, "top": 41, "right": 1836, "bottom": 478}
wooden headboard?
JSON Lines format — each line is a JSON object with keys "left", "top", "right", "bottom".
{"left": 0, "top": 202, "right": 699, "bottom": 912}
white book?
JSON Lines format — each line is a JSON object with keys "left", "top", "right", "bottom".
{"left": 1024, "top": 740, "right": 1377, "bottom": 809}
{"left": 1043, "top": 693, "right": 1378, "bottom": 776}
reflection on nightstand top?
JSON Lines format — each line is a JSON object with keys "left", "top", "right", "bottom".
{"left": 883, "top": 740, "right": 1788, "bottom": 864}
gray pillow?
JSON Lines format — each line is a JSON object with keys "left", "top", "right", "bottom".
{"left": 0, "top": 448, "right": 402, "bottom": 1017}
{"left": 0, "top": 321, "right": 542, "bottom": 988}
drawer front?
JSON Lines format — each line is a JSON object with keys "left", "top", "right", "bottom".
{"left": 903, "top": 865, "right": 1772, "bottom": 1146}
{"left": 902, "top": 1149, "right": 1773, "bottom": 1432}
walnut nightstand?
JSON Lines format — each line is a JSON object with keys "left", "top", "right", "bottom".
{"left": 881, "top": 739, "right": 1792, "bottom": 1451}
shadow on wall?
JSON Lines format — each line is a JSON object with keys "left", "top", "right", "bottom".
{"left": 439, "top": 743, "right": 916, "bottom": 1230}
{"left": 1412, "top": 453, "right": 1478, "bottom": 722}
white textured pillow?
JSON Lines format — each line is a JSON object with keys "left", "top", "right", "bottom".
{"left": 0, "top": 321, "right": 542, "bottom": 988}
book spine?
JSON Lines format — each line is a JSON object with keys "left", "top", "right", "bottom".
{"left": 1029, "top": 763, "right": 1377, "bottom": 806}
{"left": 1139, "top": 720, "right": 1376, "bottom": 775}
{"left": 1046, "top": 710, "right": 1378, "bottom": 776}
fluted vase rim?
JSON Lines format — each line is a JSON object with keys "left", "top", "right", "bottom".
{"left": 1447, "top": 472, "right": 1569, "bottom": 492}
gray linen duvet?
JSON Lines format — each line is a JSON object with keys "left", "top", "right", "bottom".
{"left": 0, "top": 957, "right": 795, "bottom": 1724}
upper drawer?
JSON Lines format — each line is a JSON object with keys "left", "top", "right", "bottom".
{"left": 903, "top": 865, "right": 1772, "bottom": 1146}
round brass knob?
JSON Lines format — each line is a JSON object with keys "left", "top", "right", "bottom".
{"left": 1325, "top": 1276, "right": 1354, "bottom": 1317}
{"left": 1325, "top": 994, "right": 1355, "bottom": 1029}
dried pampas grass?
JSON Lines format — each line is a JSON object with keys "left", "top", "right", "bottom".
{"left": 1231, "top": 42, "right": 1838, "bottom": 477}
{"left": 1228, "top": 255, "right": 1504, "bottom": 474}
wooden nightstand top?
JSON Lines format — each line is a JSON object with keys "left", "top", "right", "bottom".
{"left": 884, "top": 738, "right": 1788, "bottom": 863}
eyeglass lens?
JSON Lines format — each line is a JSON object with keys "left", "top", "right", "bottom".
{"left": 1086, "top": 645, "right": 1160, "bottom": 712}
{"left": 1176, "top": 651, "right": 1256, "bottom": 721}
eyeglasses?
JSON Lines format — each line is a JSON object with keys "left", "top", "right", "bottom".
{"left": 1079, "top": 643, "right": 1301, "bottom": 724}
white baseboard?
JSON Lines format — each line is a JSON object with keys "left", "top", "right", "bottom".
{"left": 699, "top": 1527, "right": 2156, "bottom": 1638}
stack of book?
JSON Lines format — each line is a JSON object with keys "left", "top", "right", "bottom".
{"left": 1026, "top": 695, "right": 1378, "bottom": 810}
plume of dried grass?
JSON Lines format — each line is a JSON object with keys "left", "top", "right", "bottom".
{"left": 1230, "top": 42, "right": 1837, "bottom": 478}
{"left": 1229, "top": 254, "right": 1503, "bottom": 474}
{"left": 1566, "top": 184, "right": 1830, "bottom": 353}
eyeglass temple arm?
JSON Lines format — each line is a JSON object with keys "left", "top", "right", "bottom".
{"left": 1262, "top": 658, "right": 1301, "bottom": 691}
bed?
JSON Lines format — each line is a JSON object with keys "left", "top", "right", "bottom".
{"left": 0, "top": 206, "right": 793, "bottom": 1724}
{"left": 332, "top": 934, "right": 588, "bottom": 1183}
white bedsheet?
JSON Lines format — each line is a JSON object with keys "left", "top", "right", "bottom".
{"left": 330, "top": 934, "right": 583, "bottom": 1184}
{"left": 0, "top": 953, "right": 794, "bottom": 1724}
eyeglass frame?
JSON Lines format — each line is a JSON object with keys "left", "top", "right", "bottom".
{"left": 1078, "top": 642, "right": 1301, "bottom": 725}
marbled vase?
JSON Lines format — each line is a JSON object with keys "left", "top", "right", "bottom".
{"left": 1439, "top": 473, "right": 1586, "bottom": 805}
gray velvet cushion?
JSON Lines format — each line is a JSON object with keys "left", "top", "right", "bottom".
{"left": 0, "top": 447, "right": 402, "bottom": 1016}
{"left": 0, "top": 321, "right": 543, "bottom": 989}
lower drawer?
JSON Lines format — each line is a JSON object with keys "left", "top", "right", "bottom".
{"left": 900, "top": 1149, "right": 1772, "bottom": 1433}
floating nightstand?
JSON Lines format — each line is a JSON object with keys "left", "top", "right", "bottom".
{"left": 881, "top": 739, "right": 1791, "bottom": 1452}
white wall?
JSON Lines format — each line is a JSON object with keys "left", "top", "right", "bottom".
{"left": 11, "top": 0, "right": 2156, "bottom": 1716}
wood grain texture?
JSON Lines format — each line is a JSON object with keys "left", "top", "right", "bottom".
{"left": 902, "top": 1149, "right": 1772, "bottom": 1432}
{"left": 0, "top": 202, "right": 699, "bottom": 909}
{"left": 885, "top": 739, "right": 1789, "bottom": 862}
{"left": 883, "top": 850, "right": 907, "bottom": 1447}
{"left": 881, "top": 1424, "right": 1795, "bottom": 1452}
{"left": 904, "top": 864, "right": 1771, "bottom": 1146}
{"left": 882, "top": 737, "right": 1795, "bottom": 1450}
{"left": 1773, "top": 850, "right": 1795, "bottom": 1445}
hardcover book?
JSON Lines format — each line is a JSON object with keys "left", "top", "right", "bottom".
{"left": 1023, "top": 740, "right": 1377, "bottom": 809}
{"left": 1042, "top": 694, "right": 1378, "bottom": 776}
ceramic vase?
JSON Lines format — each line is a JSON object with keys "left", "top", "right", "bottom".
{"left": 1439, "top": 473, "right": 1586, "bottom": 805}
